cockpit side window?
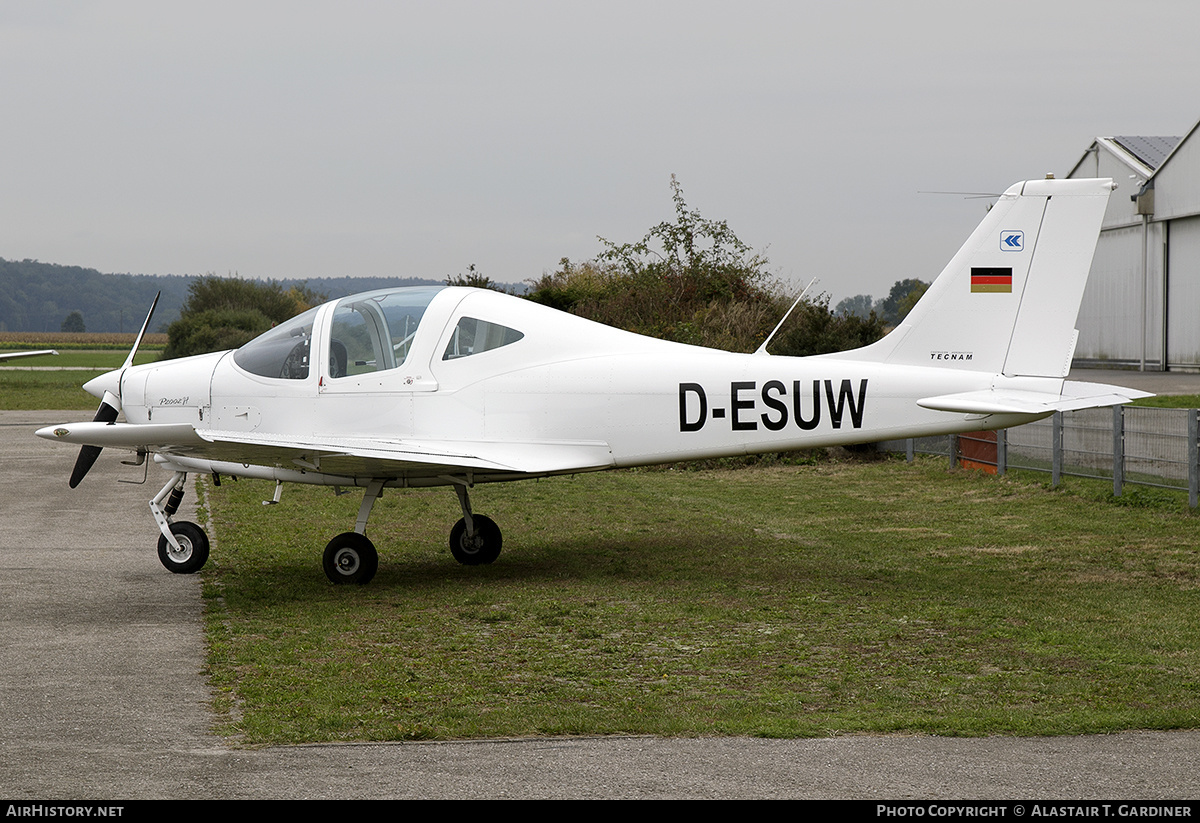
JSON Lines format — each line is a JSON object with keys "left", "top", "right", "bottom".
{"left": 232, "top": 307, "right": 319, "bottom": 380}
{"left": 442, "top": 317, "right": 524, "bottom": 360}
{"left": 330, "top": 303, "right": 390, "bottom": 376}
{"left": 327, "top": 289, "right": 440, "bottom": 377}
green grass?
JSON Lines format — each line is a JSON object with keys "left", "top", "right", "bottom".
{"left": 19, "top": 349, "right": 162, "bottom": 368}
{"left": 1130, "top": 393, "right": 1200, "bottom": 409}
{"left": 0, "top": 349, "right": 161, "bottom": 368}
{"left": 198, "top": 457, "right": 1200, "bottom": 744}
{"left": 0, "top": 350, "right": 163, "bottom": 410}
{"left": 0, "top": 369, "right": 108, "bottom": 410}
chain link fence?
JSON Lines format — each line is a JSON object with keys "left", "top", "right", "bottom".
{"left": 884, "top": 406, "right": 1200, "bottom": 507}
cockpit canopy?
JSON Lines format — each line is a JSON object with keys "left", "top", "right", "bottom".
{"left": 232, "top": 286, "right": 526, "bottom": 381}
{"left": 233, "top": 287, "right": 443, "bottom": 380}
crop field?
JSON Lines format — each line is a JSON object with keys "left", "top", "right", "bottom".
{"left": 0, "top": 332, "right": 168, "bottom": 350}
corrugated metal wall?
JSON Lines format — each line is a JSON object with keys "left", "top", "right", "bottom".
{"left": 1167, "top": 214, "right": 1200, "bottom": 367}
{"left": 1075, "top": 223, "right": 1163, "bottom": 366}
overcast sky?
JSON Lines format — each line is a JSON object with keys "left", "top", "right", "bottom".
{"left": 2, "top": 0, "right": 1197, "bottom": 304}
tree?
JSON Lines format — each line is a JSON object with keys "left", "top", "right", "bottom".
{"left": 526, "top": 176, "right": 776, "bottom": 347}
{"left": 61, "top": 310, "right": 85, "bottom": 333}
{"left": 894, "top": 280, "right": 929, "bottom": 322}
{"left": 876, "top": 278, "right": 930, "bottom": 325}
{"left": 524, "top": 258, "right": 614, "bottom": 313}
{"left": 164, "top": 276, "right": 325, "bottom": 359}
{"left": 834, "top": 294, "right": 875, "bottom": 320}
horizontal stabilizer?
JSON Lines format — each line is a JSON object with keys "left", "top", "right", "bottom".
{"left": 917, "top": 381, "right": 1153, "bottom": 416}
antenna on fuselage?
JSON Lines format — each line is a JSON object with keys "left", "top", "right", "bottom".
{"left": 754, "top": 277, "right": 816, "bottom": 356}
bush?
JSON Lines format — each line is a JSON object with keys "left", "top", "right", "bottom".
{"left": 526, "top": 177, "right": 885, "bottom": 356}
{"left": 164, "top": 308, "right": 277, "bottom": 359}
{"left": 164, "top": 276, "right": 324, "bottom": 359}
{"left": 772, "top": 297, "right": 887, "bottom": 357}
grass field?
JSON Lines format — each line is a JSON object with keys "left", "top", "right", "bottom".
{"left": 1131, "top": 393, "right": 1200, "bottom": 409}
{"left": 9, "top": 351, "right": 1199, "bottom": 744}
{"left": 197, "top": 456, "right": 1200, "bottom": 745}
{"left": 0, "top": 369, "right": 109, "bottom": 410}
{"left": 0, "top": 350, "right": 162, "bottom": 410}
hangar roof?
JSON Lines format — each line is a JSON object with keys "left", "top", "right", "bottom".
{"left": 1111, "top": 135, "right": 1181, "bottom": 171}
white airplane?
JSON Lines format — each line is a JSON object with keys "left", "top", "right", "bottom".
{"left": 38, "top": 177, "right": 1149, "bottom": 584}
{"left": 1, "top": 349, "right": 58, "bottom": 362}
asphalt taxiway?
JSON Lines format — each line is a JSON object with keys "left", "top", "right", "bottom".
{"left": 3, "top": 403, "right": 1200, "bottom": 799}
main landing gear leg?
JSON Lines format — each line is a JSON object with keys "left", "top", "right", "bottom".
{"left": 449, "top": 481, "right": 502, "bottom": 565}
{"left": 150, "top": 470, "right": 210, "bottom": 574}
{"left": 322, "top": 479, "right": 382, "bottom": 585}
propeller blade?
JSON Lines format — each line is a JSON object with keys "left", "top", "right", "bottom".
{"left": 67, "top": 388, "right": 121, "bottom": 488}
{"left": 122, "top": 291, "right": 160, "bottom": 372}
{"left": 69, "top": 445, "right": 104, "bottom": 489}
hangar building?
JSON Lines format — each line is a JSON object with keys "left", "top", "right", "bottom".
{"left": 1068, "top": 117, "right": 1200, "bottom": 371}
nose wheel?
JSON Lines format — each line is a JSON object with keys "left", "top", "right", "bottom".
{"left": 157, "top": 521, "right": 210, "bottom": 574}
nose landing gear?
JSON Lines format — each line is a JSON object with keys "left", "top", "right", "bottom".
{"left": 149, "top": 471, "right": 210, "bottom": 575}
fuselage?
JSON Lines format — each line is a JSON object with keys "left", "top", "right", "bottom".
{"left": 105, "top": 286, "right": 1040, "bottom": 486}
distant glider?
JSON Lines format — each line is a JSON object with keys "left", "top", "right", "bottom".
{"left": 1, "top": 349, "right": 58, "bottom": 362}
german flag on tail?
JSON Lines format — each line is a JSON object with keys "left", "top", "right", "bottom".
{"left": 970, "top": 267, "right": 1012, "bottom": 293}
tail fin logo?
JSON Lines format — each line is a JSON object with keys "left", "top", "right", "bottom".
{"left": 1000, "top": 230, "right": 1023, "bottom": 251}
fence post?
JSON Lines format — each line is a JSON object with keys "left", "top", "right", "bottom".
{"left": 1052, "top": 411, "right": 1063, "bottom": 487}
{"left": 1189, "top": 410, "right": 1198, "bottom": 510}
{"left": 949, "top": 434, "right": 959, "bottom": 470}
{"left": 1112, "top": 405, "right": 1124, "bottom": 498}
{"left": 906, "top": 437, "right": 914, "bottom": 463}
{"left": 996, "top": 428, "right": 1006, "bottom": 476}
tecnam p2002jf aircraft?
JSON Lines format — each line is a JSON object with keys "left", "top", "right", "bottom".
{"left": 40, "top": 177, "right": 1148, "bottom": 584}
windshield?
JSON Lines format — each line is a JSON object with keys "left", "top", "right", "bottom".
{"left": 232, "top": 306, "right": 320, "bottom": 380}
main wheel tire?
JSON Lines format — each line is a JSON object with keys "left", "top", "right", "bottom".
{"left": 449, "top": 514, "right": 502, "bottom": 566}
{"left": 323, "top": 532, "right": 378, "bottom": 585}
{"left": 157, "top": 521, "right": 210, "bottom": 574}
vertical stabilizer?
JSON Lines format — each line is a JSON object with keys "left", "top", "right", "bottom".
{"left": 830, "top": 178, "right": 1114, "bottom": 377}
